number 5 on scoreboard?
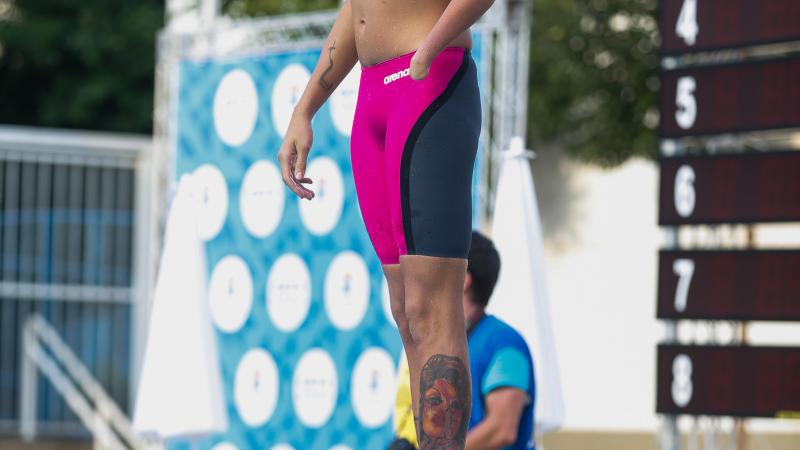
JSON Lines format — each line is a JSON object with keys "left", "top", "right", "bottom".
{"left": 673, "top": 258, "right": 695, "bottom": 313}
{"left": 675, "top": 76, "right": 697, "bottom": 130}
{"left": 676, "top": 0, "right": 698, "bottom": 46}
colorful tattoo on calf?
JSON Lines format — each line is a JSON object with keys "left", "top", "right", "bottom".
{"left": 418, "top": 354, "right": 469, "bottom": 450}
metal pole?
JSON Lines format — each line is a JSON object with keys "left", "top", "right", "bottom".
{"left": 514, "top": 1, "right": 532, "bottom": 140}
{"left": 201, "top": 0, "right": 219, "bottom": 26}
{"left": 660, "top": 227, "right": 680, "bottom": 450}
{"left": 19, "top": 320, "right": 37, "bottom": 442}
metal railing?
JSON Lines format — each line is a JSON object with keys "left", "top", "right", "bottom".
{"left": 20, "top": 313, "right": 161, "bottom": 450}
{"left": 0, "top": 125, "right": 158, "bottom": 444}
{"left": 20, "top": 313, "right": 160, "bottom": 450}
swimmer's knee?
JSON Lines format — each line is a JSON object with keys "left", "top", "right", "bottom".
{"left": 404, "top": 295, "right": 439, "bottom": 346}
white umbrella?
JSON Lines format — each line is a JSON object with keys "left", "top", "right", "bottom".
{"left": 133, "top": 173, "right": 228, "bottom": 440}
{"left": 487, "top": 136, "right": 565, "bottom": 433}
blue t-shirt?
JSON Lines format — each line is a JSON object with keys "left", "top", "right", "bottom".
{"left": 467, "top": 315, "right": 536, "bottom": 450}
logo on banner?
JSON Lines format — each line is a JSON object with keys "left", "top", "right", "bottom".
{"left": 292, "top": 348, "right": 338, "bottom": 428}
{"left": 324, "top": 251, "right": 369, "bottom": 330}
{"left": 214, "top": 69, "right": 259, "bottom": 147}
{"left": 270, "top": 445, "right": 295, "bottom": 450}
{"left": 211, "top": 443, "right": 238, "bottom": 450}
{"left": 266, "top": 253, "right": 312, "bottom": 332}
{"left": 240, "top": 160, "right": 285, "bottom": 238}
{"left": 234, "top": 348, "right": 279, "bottom": 427}
{"left": 298, "top": 157, "right": 344, "bottom": 235}
{"left": 351, "top": 348, "right": 395, "bottom": 428}
{"left": 330, "top": 65, "right": 360, "bottom": 136}
{"left": 272, "top": 63, "right": 311, "bottom": 137}
{"left": 208, "top": 255, "right": 253, "bottom": 333}
{"left": 191, "top": 164, "right": 228, "bottom": 241}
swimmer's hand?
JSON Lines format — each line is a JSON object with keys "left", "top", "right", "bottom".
{"left": 409, "top": 51, "right": 431, "bottom": 80}
{"left": 278, "top": 113, "right": 315, "bottom": 200}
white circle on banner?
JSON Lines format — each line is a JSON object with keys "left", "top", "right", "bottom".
{"left": 240, "top": 160, "right": 285, "bottom": 238}
{"left": 381, "top": 277, "right": 396, "bottom": 328}
{"left": 298, "top": 157, "right": 344, "bottom": 235}
{"left": 272, "top": 64, "right": 311, "bottom": 137}
{"left": 292, "top": 348, "right": 338, "bottom": 428}
{"left": 329, "top": 446, "right": 353, "bottom": 450}
{"left": 324, "top": 251, "right": 370, "bottom": 330}
{"left": 208, "top": 255, "right": 253, "bottom": 333}
{"left": 234, "top": 348, "right": 279, "bottom": 427}
{"left": 329, "top": 65, "right": 360, "bottom": 136}
{"left": 214, "top": 69, "right": 258, "bottom": 146}
{"left": 211, "top": 443, "right": 237, "bottom": 450}
{"left": 266, "top": 254, "right": 311, "bottom": 332}
{"left": 192, "top": 164, "right": 228, "bottom": 241}
{"left": 270, "top": 445, "right": 295, "bottom": 450}
{"left": 351, "top": 348, "right": 395, "bottom": 428}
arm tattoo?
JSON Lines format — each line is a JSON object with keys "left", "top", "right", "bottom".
{"left": 319, "top": 40, "right": 336, "bottom": 90}
{"left": 418, "top": 354, "right": 470, "bottom": 450}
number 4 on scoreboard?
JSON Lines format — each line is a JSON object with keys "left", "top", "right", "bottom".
{"left": 676, "top": 0, "right": 699, "bottom": 46}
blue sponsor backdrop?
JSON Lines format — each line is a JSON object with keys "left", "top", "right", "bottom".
{"left": 171, "top": 33, "right": 484, "bottom": 450}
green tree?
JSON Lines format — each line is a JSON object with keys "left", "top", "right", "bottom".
{"left": 529, "top": 0, "right": 659, "bottom": 166}
{"left": 0, "top": 0, "right": 659, "bottom": 164}
{"left": 0, "top": 0, "right": 163, "bottom": 133}
{"left": 223, "top": 0, "right": 337, "bottom": 17}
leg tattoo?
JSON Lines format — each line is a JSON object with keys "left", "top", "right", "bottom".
{"left": 418, "top": 354, "right": 469, "bottom": 450}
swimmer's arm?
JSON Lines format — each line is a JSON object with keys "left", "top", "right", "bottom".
{"left": 293, "top": 0, "right": 358, "bottom": 120}
{"left": 279, "top": 0, "right": 357, "bottom": 197}
{"left": 415, "top": 0, "right": 495, "bottom": 66}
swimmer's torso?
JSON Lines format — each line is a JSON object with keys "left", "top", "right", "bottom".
{"left": 350, "top": 0, "right": 472, "bottom": 67}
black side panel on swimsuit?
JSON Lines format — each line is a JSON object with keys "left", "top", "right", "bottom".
{"left": 401, "top": 49, "right": 481, "bottom": 259}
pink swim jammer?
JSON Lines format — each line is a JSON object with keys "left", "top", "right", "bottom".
{"left": 350, "top": 46, "right": 481, "bottom": 265}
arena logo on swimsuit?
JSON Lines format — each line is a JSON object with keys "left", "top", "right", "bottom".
{"left": 383, "top": 67, "right": 411, "bottom": 85}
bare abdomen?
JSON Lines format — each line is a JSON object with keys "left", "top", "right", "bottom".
{"left": 350, "top": 0, "right": 472, "bottom": 68}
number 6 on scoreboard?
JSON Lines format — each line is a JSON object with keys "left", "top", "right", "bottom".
{"left": 676, "top": 0, "right": 698, "bottom": 46}
{"left": 672, "top": 258, "right": 695, "bottom": 312}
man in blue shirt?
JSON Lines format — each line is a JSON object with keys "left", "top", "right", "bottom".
{"left": 391, "top": 231, "right": 536, "bottom": 450}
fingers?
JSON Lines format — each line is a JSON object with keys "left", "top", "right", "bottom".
{"left": 410, "top": 70, "right": 426, "bottom": 81}
{"left": 277, "top": 145, "right": 296, "bottom": 194}
{"left": 278, "top": 140, "right": 315, "bottom": 200}
{"left": 278, "top": 146, "right": 311, "bottom": 200}
{"left": 290, "top": 150, "right": 315, "bottom": 200}
{"left": 294, "top": 140, "right": 309, "bottom": 180}
{"left": 409, "top": 53, "right": 430, "bottom": 80}
{"left": 292, "top": 136, "right": 315, "bottom": 199}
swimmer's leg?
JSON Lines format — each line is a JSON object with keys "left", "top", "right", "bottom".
{"left": 394, "top": 49, "right": 480, "bottom": 449}
{"left": 401, "top": 255, "right": 470, "bottom": 449}
{"left": 382, "top": 263, "right": 422, "bottom": 435}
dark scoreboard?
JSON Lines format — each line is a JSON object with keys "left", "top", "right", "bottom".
{"left": 657, "top": 250, "right": 800, "bottom": 321}
{"left": 657, "top": 345, "right": 800, "bottom": 417}
{"left": 660, "top": 0, "right": 800, "bottom": 55}
{"left": 660, "top": 57, "right": 800, "bottom": 137}
{"left": 656, "top": 0, "right": 800, "bottom": 423}
{"left": 659, "top": 151, "right": 800, "bottom": 224}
